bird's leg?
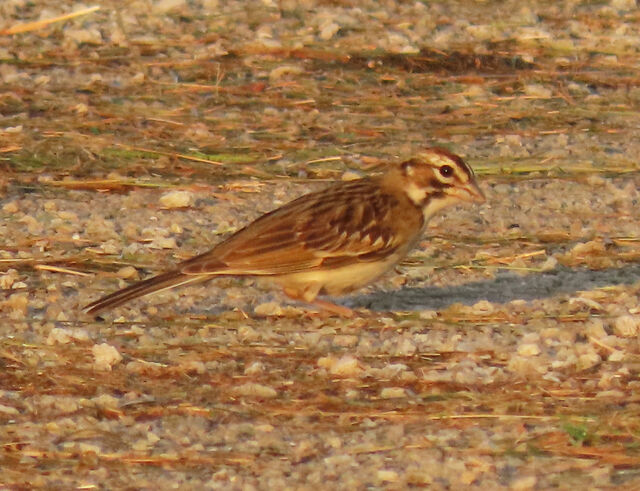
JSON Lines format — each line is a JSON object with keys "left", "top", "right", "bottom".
{"left": 282, "top": 286, "right": 354, "bottom": 318}
{"left": 309, "top": 298, "right": 355, "bottom": 318}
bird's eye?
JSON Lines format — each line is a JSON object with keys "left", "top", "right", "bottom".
{"left": 439, "top": 165, "right": 454, "bottom": 178}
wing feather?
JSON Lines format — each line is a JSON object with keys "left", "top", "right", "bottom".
{"left": 181, "top": 179, "right": 418, "bottom": 276}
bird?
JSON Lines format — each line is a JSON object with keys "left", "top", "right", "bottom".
{"left": 84, "top": 147, "right": 485, "bottom": 316}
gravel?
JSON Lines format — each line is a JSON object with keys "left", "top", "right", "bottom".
{"left": 1, "top": 0, "right": 640, "bottom": 489}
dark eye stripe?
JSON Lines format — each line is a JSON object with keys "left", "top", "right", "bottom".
{"left": 429, "top": 178, "right": 447, "bottom": 189}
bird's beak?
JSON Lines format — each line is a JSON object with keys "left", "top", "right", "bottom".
{"left": 450, "top": 180, "right": 486, "bottom": 204}
{"left": 467, "top": 181, "right": 486, "bottom": 203}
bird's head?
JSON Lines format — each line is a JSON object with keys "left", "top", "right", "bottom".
{"left": 398, "top": 147, "right": 485, "bottom": 217}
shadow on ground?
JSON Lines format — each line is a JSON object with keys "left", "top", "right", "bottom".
{"left": 345, "top": 264, "right": 640, "bottom": 311}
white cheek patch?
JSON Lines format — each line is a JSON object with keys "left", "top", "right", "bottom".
{"left": 405, "top": 181, "right": 427, "bottom": 206}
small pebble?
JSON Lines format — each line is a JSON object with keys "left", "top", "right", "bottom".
{"left": 233, "top": 383, "right": 277, "bottom": 399}
{"left": 517, "top": 343, "right": 541, "bottom": 357}
{"left": 377, "top": 469, "right": 399, "bottom": 482}
{"left": 159, "top": 190, "right": 194, "bottom": 208}
{"left": 318, "top": 355, "right": 361, "bottom": 377}
{"left": 254, "top": 301, "right": 284, "bottom": 317}
{"left": 2, "top": 201, "right": 19, "bottom": 213}
{"left": 117, "top": 266, "right": 138, "bottom": 279}
{"left": 524, "top": 84, "right": 552, "bottom": 98}
{"left": 511, "top": 475, "right": 537, "bottom": 491}
{"left": 379, "top": 387, "right": 407, "bottom": 399}
{"left": 92, "top": 343, "right": 123, "bottom": 371}
{"left": 613, "top": 315, "right": 640, "bottom": 337}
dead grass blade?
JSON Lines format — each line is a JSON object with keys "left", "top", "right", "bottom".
{"left": 0, "top": 6, "right": 100, "bottom": 35}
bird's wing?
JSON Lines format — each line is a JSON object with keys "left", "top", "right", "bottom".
{"left": 180, "top": 180, "right": 419, "bottom": 276}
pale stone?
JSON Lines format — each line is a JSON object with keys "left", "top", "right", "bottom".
{"left": 159, "top": 190, "right": 194, "bottom": 208}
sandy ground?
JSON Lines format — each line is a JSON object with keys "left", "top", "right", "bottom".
{"left": 1, "top": 0, "right": 640, "bottom": 488}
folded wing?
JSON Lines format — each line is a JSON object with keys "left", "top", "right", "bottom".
{"left": 181, "top": 179, "right": 412, "bottom": 276}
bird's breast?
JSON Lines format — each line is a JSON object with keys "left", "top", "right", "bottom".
{"left": 276, "top": 252, "right": 404, "bottom": 297}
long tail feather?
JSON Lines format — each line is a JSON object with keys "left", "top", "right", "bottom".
{"left": 84, "top": 270, "right": 204, "bottom": 315}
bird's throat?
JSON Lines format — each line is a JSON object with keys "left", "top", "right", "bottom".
{"left": 421, "top": 192, "right": 458, "bottom": 219}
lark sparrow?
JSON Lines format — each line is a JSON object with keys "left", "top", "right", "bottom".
{"left": 84, "top": 147, "right": 484, "bottom": 316}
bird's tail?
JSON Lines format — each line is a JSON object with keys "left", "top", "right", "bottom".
{"left": 84, "top": 270, "right": 204, "bottom": 315}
